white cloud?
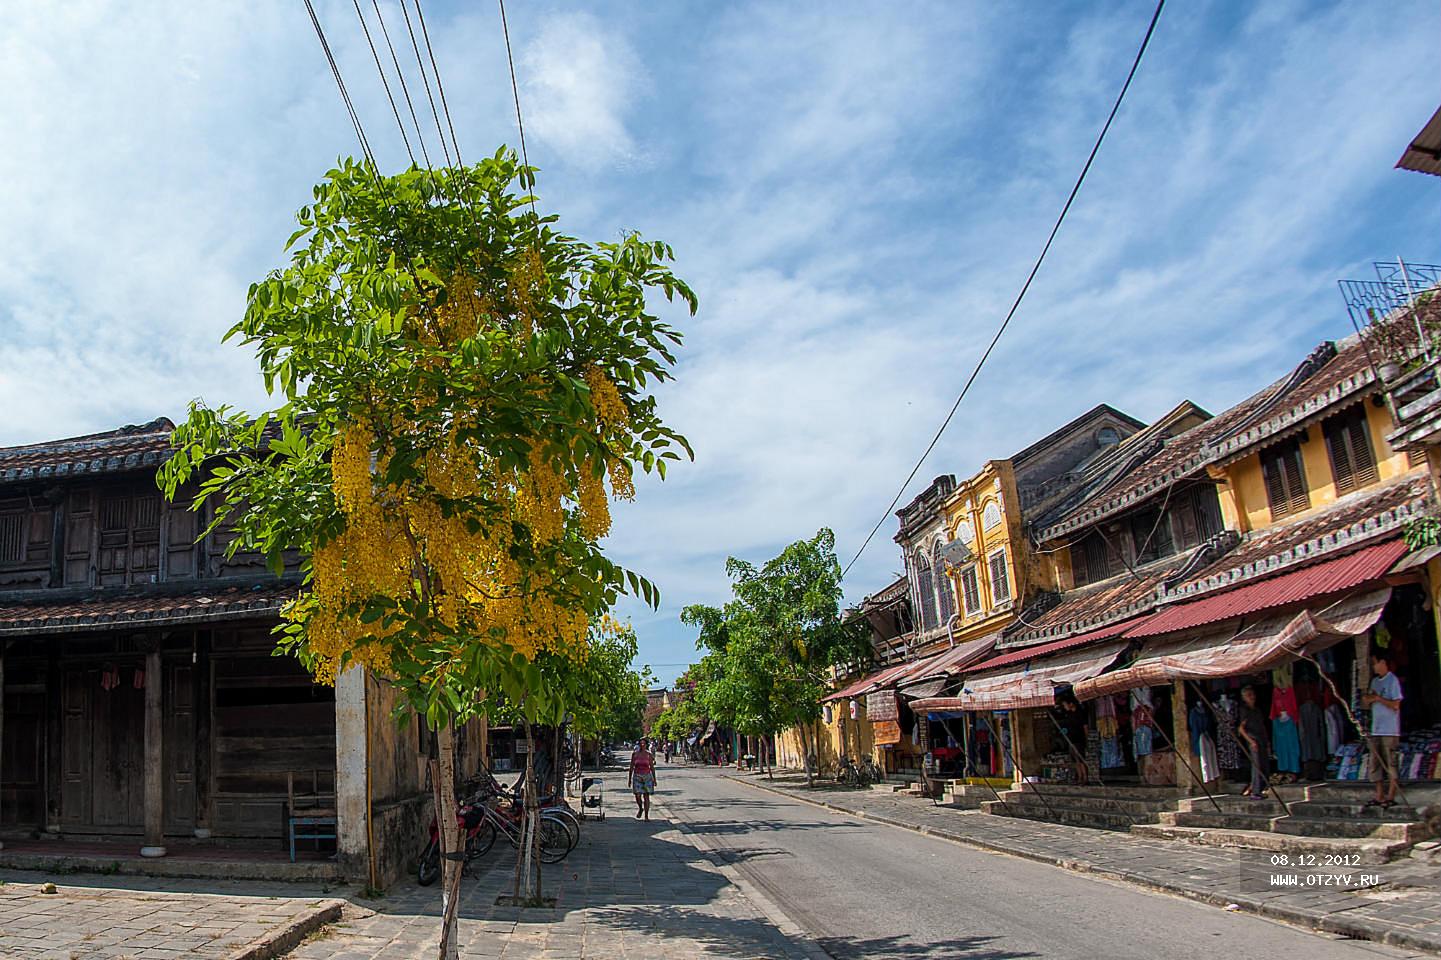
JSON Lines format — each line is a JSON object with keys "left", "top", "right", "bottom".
{"left": 519, "top": 13, "right": 642, "bottom": 169}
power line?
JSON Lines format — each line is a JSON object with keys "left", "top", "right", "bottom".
{"left": 350, "top": 0, "right": 416, "bottom": 167}
{"left": 841, "top": 0, "right": 1166, "bottom": 582}
{"left": 413, "top": 0, "right": 464, "bottom": 169}
{"left": 399, "top": 0, "right": 455, "bottom": 169}
{"left": 368, "top": 0, "right": 436, "bottom": 172}
{"left": 302, "top": 0, "right": 378, "bottom": 170}
{"left": 496, "top": 0, "right": 539, "bottom": 219}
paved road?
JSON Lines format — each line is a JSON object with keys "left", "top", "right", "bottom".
{"left": 658, "top": 763, "right": 1425, "bottom": 960}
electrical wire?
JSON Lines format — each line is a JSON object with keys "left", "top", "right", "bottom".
{"left": 496, "top": 0, "right": 540, "bottom": 220}
{"left": 368, "top": 0, "right": 436, "bottom": 171}
{"left": 841, "top": 0, "right": 1167, "bottom": 582}
{"left": 350, "top": 0, "right": 416, "bottom": 167}
{"left": 302, "top": 0, "right": 378, "bottom": 171}
{"left": 414, "top": 0, "right": 464, "bottom": 168}
{"left": 399, "top": 0, "right": 455, "bottom": 169}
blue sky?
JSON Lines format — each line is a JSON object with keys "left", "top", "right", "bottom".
{"left": 0, "top": 1, "right": 1435, "bottom": 685}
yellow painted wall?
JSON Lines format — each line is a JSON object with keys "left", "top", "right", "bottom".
{"left": 777, "top": 703, "right": 880, "bottom": 772}
{"left": 1225, "top": 400, "right": 1419, "bottom": 531}
{"left": 940, "top": 461, "right": 1025, "bottom": 645}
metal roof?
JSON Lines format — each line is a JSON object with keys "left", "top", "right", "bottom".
{"left": 1124, "top": 538, "right": 1406, "bottom": 639}
{"left": 962, "top": 616, "right": 1143, "bottom": 675}
{"left": 1398, "top": 105, "right": 1441, "bottom": 177}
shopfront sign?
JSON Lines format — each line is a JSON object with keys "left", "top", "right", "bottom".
{"left": 873, "top": 720, "right": 902, "bottom": 745}
{"left": 867, "top": 689, "right": 899, "bottom": 722}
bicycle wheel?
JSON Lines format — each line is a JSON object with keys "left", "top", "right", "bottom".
{"left": 466, "top": 820, "right": 498, "bottom": 860}
{"left": 539, "top": 814, "right": 574, "bottom": 863}
{"left": 546, "top": 806, "right": 581, "bottom": 847}
{"left": 417, "top": 839, "right": 441, "bottom": 886}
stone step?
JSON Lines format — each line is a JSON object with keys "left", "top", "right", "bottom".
{"left": 1161, "top": 810, "right": 1422, "bottom": 840}
{"left": 1287, "top": 800, "right": 1423, "bottom": 821}
{"left": 981, "top": 798, "right": 1155, "bottom": 832}
{"left": 996, "top": 790, "right": 1177, "bottom": 816}
{"left": 870, "top": 782, "right": 908, "bottom": 793}
{"left": 1131, "top": 823, "right": 1411, "bottom": 864}
{"left": 1011, "top": 782, "right": 1184, "bottom": 802}
{"left": 940, "top": 794, "right": 987, "bottom": 810}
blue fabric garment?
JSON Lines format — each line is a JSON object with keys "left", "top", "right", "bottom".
{"left": 1188, "top": 702, "right": 1212, "bottom": 756}
{"left": 1133, "top": 723, "right": 1153, "bottom": 758}
{"left": 1369, "top": 672, "right": 1403, "bottom": 736}
{"left": 1272, "top": 717, "right": 1301, "bottom": 774}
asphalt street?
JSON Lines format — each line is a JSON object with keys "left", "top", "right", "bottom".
{"left": 655, "top": 763, "right": 1425, "bottom": 960}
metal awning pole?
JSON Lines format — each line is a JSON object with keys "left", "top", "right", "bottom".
{"left": 1188, "top": 680, "right": 1290, "bottom": 818}
{"left": 975, "top": 710, "right": 1059, "bottom": 821}
{"left": 1139, "top": 690, "right": 1225, "bottom": 815}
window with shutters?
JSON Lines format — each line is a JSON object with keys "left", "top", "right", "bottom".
{"left": 931, "top": 541, "right": 955, "bottom": 624}
{"left": 914, "top": 551, "right": 937, "bottom": 631}
{"left": 1070, "top": 530, "right": 1120, "bottom": 587}
{"left": 988, "top": 548, "right": 1011, "bottom": 604}
{"left": 97, "top": 492, "right": 163, "bottom": 585}
{"left": 1323, "top": 406, "right": 1378, "bottom": 495}
{"left": 1167, "top": 485, "right": 1223, "bottom": 551}
{"left": 959, "top": 564, "right": 981, "bottom": 616}
{"left": 0, "top": 512, "right": 22, "bottom": 566}
{"left": 1129, "top": 506, "right": 1174, "bottom": 564}
{"left": 1261, "top": 439, "right": 1310, "bottom": 520}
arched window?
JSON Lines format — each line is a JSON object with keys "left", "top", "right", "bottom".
{"left": 932, "top": 541, "right": 955, "bottom": 625}
{"left": 915, "top": 550, "right": 936, "bottom": 631}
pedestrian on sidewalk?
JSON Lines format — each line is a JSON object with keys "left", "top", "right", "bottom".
{"left": 1362, "top": 651, "right": 1404, "bottom": 808}
{"left": 629, "top": 738, "right": 657, "bottom": 820}
{"left": 1237, "top": 685, "right": 1271, "bottom": 799}
{"left": 1054, "top": 698, "right": 1089, "bottom": 786}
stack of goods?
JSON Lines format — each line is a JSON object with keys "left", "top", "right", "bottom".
{"left": 1043, "top": 752, "right": 1075, "bottom": 783}
{"left": 1396, "top": 725, "right": 1441, "bottom": 781}
{"left": 1334, "top": 742, "right": 1369, "bottom": 781}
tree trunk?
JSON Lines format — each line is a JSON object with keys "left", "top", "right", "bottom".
{"left": 797, "top": 723, "right": 814, "bottom": 787}
{"left": 512, "top": 721, "right": 542, "bottom": 903}
{"left": 432, "top": 722, "right": 463, "bottom": 960}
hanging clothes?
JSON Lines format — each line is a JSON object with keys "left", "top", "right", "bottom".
{"left": 1272, "top": 718, "right": 1301, "bottom": 774}
{"left": 1324, "top": 703, "right": 1344, "bottom": 756}
{"left": 1299, "top": 699, "right": 1327, "bottom": 780}
{"left": 1097, "top": 695, "right": 1124, "bottom": 768}
{"left": 1198, "top": 733, "right": 1219, "bottom": 783}
{"left": 1215, "top": 693, "right": 1244, "bottom": 769}
{"left": 1131, "top": 688, "right": 1155, "bottom": 758}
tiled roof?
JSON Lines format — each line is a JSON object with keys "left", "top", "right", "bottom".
{"left": 0, "top": 580, "right": 297, "bottom": 635}
{"left": 1002, "top": 555, "right": 1189, "bottom": 647}
{"left": 0, "top": 417, "right": 176, "bottom": 483}
{"left": 1164, "top": 475, "right": 1430, "bottom": 601}
{"left": 1128, "top": 538, "right": 1407, "bottom": 639}
{"left": 864, "top": 576, "right": 909, "bottom": 607}
{"left": 1036, "top": 385, "right": 1284, "bottom": 541}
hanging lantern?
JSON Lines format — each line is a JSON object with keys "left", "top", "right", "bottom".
{"left": 849, "top": 699, "right": 859, "bottom": 721}
{"left": 823, "top": 703, "right": 834, "bottom": 724}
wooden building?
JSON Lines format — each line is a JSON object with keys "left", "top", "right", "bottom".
{"left": 0, "top": 418, "right": 452, "bottom": 886}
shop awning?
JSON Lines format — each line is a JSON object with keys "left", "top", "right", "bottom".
{"left": 1125, "top": 539, "right": 1406, "bottom": 639}
{"left": 823, "top": 659, "right": 916, "bottom": 702}
{"left": 911, "top": 639, "right": 1131, "bottom": 713}
{"left": 894, "top": 632, "right": 1001, "bottom": 698}
{"left": 1073, "top": 588, "right": 1391, "bottom": 701}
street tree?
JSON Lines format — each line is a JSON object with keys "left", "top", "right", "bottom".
{"left": 158, "top": 152, "right": 693, "bottom": 957}
{"left": 684, "top": 529, "right": 870, "bottom": 785}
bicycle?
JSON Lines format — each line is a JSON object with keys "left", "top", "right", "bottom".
{"left": 835, "top": 757, "right": 863, "bottom": 787}
{"left": 858, "top": 756, "right": 884, "bottom": 785}
{"left": 417, "top": 788, "right": 575, "bottom": 885}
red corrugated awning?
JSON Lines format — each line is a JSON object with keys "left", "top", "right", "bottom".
{"left": 823, "top": 660, "right": 916, "bottom": 702}
{"left": 960, "top": 616, "right": 1145, "bottom": 676}
{"left": 1125, "top": 539, "right": 1406, "bottom": 639}
{"left": 911, "top": 639, "right": 1132, "bottom": 713}
{"left": 1073, "top": 588, "right": 1391, "bottom": 701}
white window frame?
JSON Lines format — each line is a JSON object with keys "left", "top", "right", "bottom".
{"left": 988, "top": 546, "right": 1012, "bottom": 605}
{"left": 959, "top": 563, "right": 982, "bottom": 616}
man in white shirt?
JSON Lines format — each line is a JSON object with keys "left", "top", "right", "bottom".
{"left": 1362, "top": 652, "right": 1404, "bottom": 808}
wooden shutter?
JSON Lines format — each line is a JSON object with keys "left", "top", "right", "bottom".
{"left": 932, "top": 545, "right": 954, "bottom": 623}
{"left": 961, "top": 566, "right": 981, "bottom": 614}
{"left": 1325, "top": 409, "right": 1378, "bottom": 495}
{"left": 1262, "top": 440, "right": 1310, "bottom": 520}
{"left": 0, "top": 512, "right": 22, "bottom": 565}
{"left": 989, "top": 551, "right": 1010, "bottom": 602}
{"left": 915, "top": 557, "right": 936, "bottom": 631}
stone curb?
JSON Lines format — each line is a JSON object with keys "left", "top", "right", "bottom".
{"left": 226, "top": 898, "right": 346, "bottom": 960}
{"left": 653, "top": 793, "right": 834, "bottom": 960}
{"left": 723, "top": 775, "right": 1441, "bottom": 957}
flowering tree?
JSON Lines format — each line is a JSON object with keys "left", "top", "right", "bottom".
{"left": 159, "top": 151, "right": 692, "bottom": 956}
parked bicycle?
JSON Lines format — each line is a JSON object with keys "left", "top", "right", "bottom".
{"left": 417, "top": 784, "right": 575, "bottom": 885}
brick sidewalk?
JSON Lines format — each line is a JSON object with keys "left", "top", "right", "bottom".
{"left": 727, "top": 772, "right": 1441, "bottom": 955}
{"left": 0, "top": 872, "right": 342, "bottom": 959}
{"left": 284, "top": 773, "right": 811, "bottom": 959}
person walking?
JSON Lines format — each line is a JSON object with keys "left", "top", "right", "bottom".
{"left": 1237, "top": 685, "right": 1271, "bottom": 799}
{"left": 628, "top": 738, "right": 657, "bottom": 820}
{"left": 1363, "top": 652, "right": 1404, "bottom": 808}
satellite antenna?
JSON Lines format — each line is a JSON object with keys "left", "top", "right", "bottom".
{"left": 940, "top": 539, "right": 972, "bottom": 567}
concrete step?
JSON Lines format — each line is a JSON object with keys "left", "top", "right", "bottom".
{"left": 1161, "top": 810, "right": 1422, "bottom": 840}
{"left": 979, "top": 795, "right": 1147, "bottom": 836}
{"left": 1131, "top": 823, "right": 1411, "bottom": 864}
{"left": 870, "top": 782, "right": 908, "bottom": 793}
{"left": 1286, "top": 800, "right": 1423, "bottom": 821}
{"left": 996, "top": 789, "right": 1176, "bottom": 816}
{"left": 1011, "top": 782, "right": 1183, "bottom": 802}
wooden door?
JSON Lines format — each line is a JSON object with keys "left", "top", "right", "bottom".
{"left": 1, "top": 691, "right": 43, "bottom": 828}
{"left": 61, "top": 667, "right": 144, "bottom": 830}
{"left": 164, "top": 665, "right": 196, "bottom": 831}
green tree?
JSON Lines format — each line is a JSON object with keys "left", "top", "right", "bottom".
{"left": 158, "top": 152, "right": 693, "bottom": 955}
{"left": 684, "top": 529, "right": 869, "bottom": 785}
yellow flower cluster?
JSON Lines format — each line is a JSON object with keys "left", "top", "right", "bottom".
{"left": 584, "top": 367, "right": 627, "bottom": 429}
{"left": 576, "top": 461, "right": 610, "bottom": 539}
